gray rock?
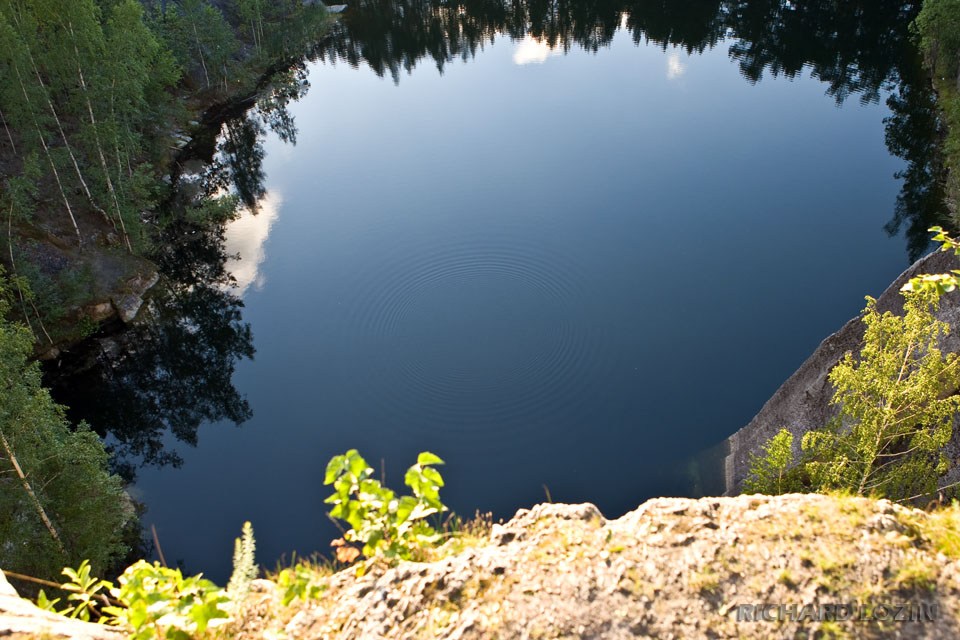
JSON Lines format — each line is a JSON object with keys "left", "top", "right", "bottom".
{"left": 111, "top": 293, "right": 144, "bottom": 324}
{"left": 111, "top": 271, "right": 160, "bottom": 324}
{"left": 0, "top": 570, "right": 124, "bottom": 640}
{"left": 266, "top": 495, "right": 960, "bottom": 639}
{"left": 0, "top": 571, "right": 17, "bottom": 597}
{"left": 37, "top": 346, "right": 60, "bottom": 361}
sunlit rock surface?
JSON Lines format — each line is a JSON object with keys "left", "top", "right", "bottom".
{"left": 239, "top": 495, "right": 959, "bottom": 639}
{"left": 0, "top": 571, "right": 123, "bottom": 640}
{"left": 5, "top": 495, "right": 960, "bottom": 638}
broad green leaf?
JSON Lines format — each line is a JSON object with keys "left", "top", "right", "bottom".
{"left": 347, "top": 451, "right": 370, "bottom": 478}
{"left": 422, "top": 466, "right": 445, "bottom": 487}
{"left": 417, "top": 451, "right": 444, "bottom": 466}
{"left": 404, "top": 467, "right": 422, "bottom": 493}
{"left": 395, "top": 496, "right": 417, "bottom": 524}
{"left": 324, "top": 455, "right": 345, "bottom": 484}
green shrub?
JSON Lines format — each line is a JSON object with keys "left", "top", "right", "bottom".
{"left": 745, "top": 229, "right": 960, "bottom": 502}
{"left": 106, "top": 560, "right": 230, "bottom": 639}
{"left": 800, "top": 287, "right": 960, "bottom": 501}
{"left": 744, "top": 428, "right": 796, "bottom": 495}
{"left": 915, "top": 0, "right": 960, "bottom": 84}
{"left": 324, "top": 449, "right": 448, "bottom": 562}
{"left": 39, "top": 559, "right": 231, "bottom": 638}
{"left": 275, "top": 560, "right": 328, "bottom": 606}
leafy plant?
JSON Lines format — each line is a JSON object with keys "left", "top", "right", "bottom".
{"left": 35, "top": 588, "right": 62, "bottom": 613}
{"left": 57, "top": 560, "right": 113, "bottom": 622}
{"left": 915, "top": 1, "right": 960, "bottom": 87}
{"left": 741, "top": 228, "right": 960, "bottom": 502}
{"left": 275, "top": 561, "right": 328, "bottom": 606}
{"left": 902, "top": 227, "right": 960, "bottom": 296}
{"left": 35, "top": 559, "right": 230, "bottom": 638}
{"left": 0, "top": 271, "right": 128, "bottom": 584}
{"left": 35, "top": 560, "right": 112, "bottom": 622}
{"left": 104, "top": 560, "right": 231, "bottom": 640}
{"left": 324, "top": 450, "right": 448, "bottom": 562}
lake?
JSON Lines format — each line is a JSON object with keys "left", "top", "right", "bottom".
{"left": 50, "top": 0, "right": 948, "bottom": 581}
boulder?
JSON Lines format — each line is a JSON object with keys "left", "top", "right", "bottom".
{"left": 0, "top": 571, "right": 124, "bottom": 640}
{"left": 111, "top": 271, "right": 160, "bottom": 324}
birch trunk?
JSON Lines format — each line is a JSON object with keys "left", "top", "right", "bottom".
{"left": 11, "top": 61, "right": 83, "bottom": 250}
{"left": 68, "top": 23, "right": 133, "bottom": 252}
{"left": 0, "top": 428, "right": 65, "bottom": 554}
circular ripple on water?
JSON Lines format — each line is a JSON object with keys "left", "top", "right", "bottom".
{"left": 346, "top": 238, "right": 620, "bottom": 442}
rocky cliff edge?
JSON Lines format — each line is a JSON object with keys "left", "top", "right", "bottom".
{"left": 7, "top": 494, "right": 957, "bottom": 639}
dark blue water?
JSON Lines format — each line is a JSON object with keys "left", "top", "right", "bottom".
{"left": 52, "top": 1, "right": 948, "bottom": 580}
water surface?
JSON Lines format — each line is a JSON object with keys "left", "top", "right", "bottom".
{"left": 53, "top": 0, "right": 948, "bottom": 580}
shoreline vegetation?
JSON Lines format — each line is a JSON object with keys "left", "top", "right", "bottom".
{"left": 0, "top": 0, "right": 330, "bottom": 352}
{"left": 0, "top": 0, "right": 331, "bottom": 588}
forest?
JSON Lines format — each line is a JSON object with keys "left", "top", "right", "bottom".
{"left": 0, "top": 0, "right": 327, "bottom": 346}
{"left": 0, "top": 0, "right": 329, "bottom": 584}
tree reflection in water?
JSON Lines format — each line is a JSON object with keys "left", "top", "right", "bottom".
{"left": 45, "top": 70, "right": 311, "bottom": 479}
{"left": 314, "top": 0, "right": 951, "bottom": 259}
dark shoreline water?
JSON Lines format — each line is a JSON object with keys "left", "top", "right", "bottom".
{"left": 48, "top": 0, "right": 949, "bottom": 582}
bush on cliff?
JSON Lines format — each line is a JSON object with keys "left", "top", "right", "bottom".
{"left": 747, "top": 229, "right": 960, "bottom": 501}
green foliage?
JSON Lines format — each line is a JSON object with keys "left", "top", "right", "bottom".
{"left": 13, "top": 252, "right": 95, "bottom": 327}
{"left": 800, "top": 288, "right": 960, "bottom": 501}
{"left": 153, "top": 0, "right": 239, "bottom": 91}
{"left": 902, "top": 226, "right": 960, "bottom": 295}
{"left": 275, "top": 561, "right": 328, "bottom": 606}
{"left": 0, "top": 272, "right": 129, "bottom": 582}
{"left": 744, "top": 428, "right": 796, "bottom": 495}
{"left": 762, "top": 293, "right": 960, "bottom": 502}
{"left": 36, "top": 560, "right": 114, "bottom": 622}
{"left": 0, "top": 0, "right": 184, "bottom": 252}
{"left": 324, "top": 450, "right": 448, "bottom": 562}
{"left": 741, "top": 228, "right": 960, "bottom": 502}
{"left": 35, "top": 588, "right": 62, "bottom": 613}
{"left": 227, "top": 520, "right": 258, "bottom": 598}
{"left": 59, "top": 560, "right": 114, "bottom": 622}
{"left": 171, "top": 192, "right": 241, "bottom": 227}
{"left": 41, "top": 560, "right": 231, "bottom": 639}
{"left": 0, "top": 0, "right": 328, "bottom": 341}
{"left": 916, "top": 0, "right": 960, "bottom": 84}
{"left": 911, "top": 499, "right": 960, "bottom": 558}
{"left": 105, "top": 560, "right": 231, "bottom": 640}
{"left": 915, "top": 5, "right": 960, "bottom": 215}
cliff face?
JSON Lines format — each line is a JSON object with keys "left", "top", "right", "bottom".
{"left": 4, "top": 494, "right": 960, "bottom": 639}
{"left": 723, "top": 250, "right": 960, "bottom": 495}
